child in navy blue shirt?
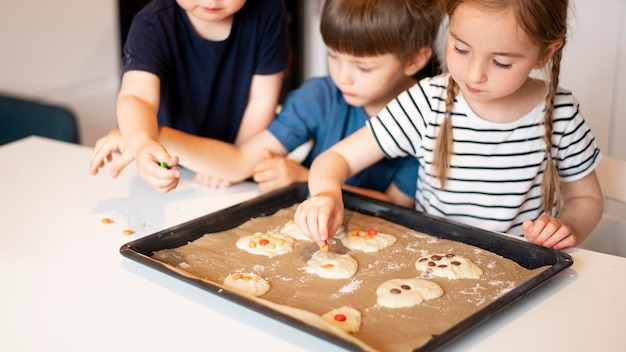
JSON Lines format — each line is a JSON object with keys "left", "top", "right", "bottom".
{"left": 90, "top": 0, "right": 288, "bottom": 192}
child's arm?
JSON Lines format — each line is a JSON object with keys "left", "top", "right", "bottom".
{"left": 116, "top": 71, "right": 181, "bottom": 192}
{"left": 295, "top": 127, "right": 386, "bottom": 245}
{"left": 234, "top": 72, "right": 284, "bottom": 144}
{"left": 159, "top": 127, "right": 288, "bottom": 183}
{"left": 522, "top": 171, "right": 603, "bottom": 250}
{"left": 253, "top": 150, "right": 416, "bottom": 208}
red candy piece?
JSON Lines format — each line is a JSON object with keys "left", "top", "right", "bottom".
{"left": 258, "top": 239, "right": 270, "bottom": 246}
{"left": 334, "top": 314, "right": 347, "bottom": 322}
{"left": 367, "top": 228, "right": 378, "bottom": 236}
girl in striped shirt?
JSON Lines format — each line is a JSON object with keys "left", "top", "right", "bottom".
{"left": 295, "top": 0, "right": 603, "bottom": 250}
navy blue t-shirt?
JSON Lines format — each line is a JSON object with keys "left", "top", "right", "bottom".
{"left": 122, "top": 0, "right": 289, "bottom": 142}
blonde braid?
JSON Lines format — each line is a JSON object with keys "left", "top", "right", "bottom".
{"left": 541, "top": 49, "right": 564, "bottom": 215}
{"left": 433, "top": 76, "right": 458, "bottom": 188}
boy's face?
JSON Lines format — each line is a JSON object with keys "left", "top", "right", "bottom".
{"left": 177, "top": 0, "right": 247, "bottom": 23}
{"left": 327, "top": 50, "right": 414, "bottom": 116}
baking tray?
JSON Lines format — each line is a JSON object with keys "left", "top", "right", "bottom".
{"left": 120, "top": 182, "right": 573, "bottom": 351}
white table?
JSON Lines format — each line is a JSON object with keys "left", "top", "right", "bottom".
{"left": 1, "top": 136, "right": 624, "bottom": 352}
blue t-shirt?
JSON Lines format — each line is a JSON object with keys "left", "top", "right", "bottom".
{"left": 267, "top": 77, "right": 418, "bottom": 196}
{"left": 122, "top": 0, "right": 289, "bottom": 142}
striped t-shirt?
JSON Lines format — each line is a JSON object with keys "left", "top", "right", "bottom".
{"left": 367, "top": 74, "right": 602, "bottom": 235}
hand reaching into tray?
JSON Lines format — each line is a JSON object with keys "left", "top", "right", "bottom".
{"left": 294, "top": 190, "right": 345, "bottom": 247}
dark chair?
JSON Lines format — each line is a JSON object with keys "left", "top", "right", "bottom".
{"left": 0, "top": 94, "right": 80, "bottom": 145}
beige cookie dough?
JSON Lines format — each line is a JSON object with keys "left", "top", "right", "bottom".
{"left": 338, "top": 228, "right": 396, "bottom": 253}
{"left": 303, "top": 251, "right": 358, "bottom": 279}
{"left": 280, "top": 220, "right": 344, "bottom": 241}
{"left": 235, "top": 232, "right": 294, "bottom": 257}
{"left": 223, "top": 272, "right": 271, "bottom": 296}
{"left": 321, "top": 306, "right": 362, "bottom": 333}
{"left": 415, "top": 253, "right": 484, "bottom": 279}
{"left": 376, "top": 278, "right": 444, "bottom": 308}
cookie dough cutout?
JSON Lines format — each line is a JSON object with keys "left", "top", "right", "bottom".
{"left": 321, "top": 306, "right": 362, "bottom": 333}
{"left": 338, "top": 228, "right": 396, "bottom": 253}
{"left": 415, "top": 253, "right": 483, "bottom": 279}
{"left": 280, "top": 220, "right": 344, "bottom": 241}
{"left": 223, "top": 272, "right": 271, "bottom": 297}
{"left": 303, "top": 252, "right": 358, "bottom": 279}
{"left": 376, "top": 278, "right": 444, "bottom": 308}
{"left": 236, "top": 232, "right": 294, "bottom": 257}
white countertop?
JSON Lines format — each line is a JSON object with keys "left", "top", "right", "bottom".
{"left": 1, "top": 136, "right": 624, "bottom": 352}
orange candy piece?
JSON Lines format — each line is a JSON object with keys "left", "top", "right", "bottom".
{"left": 334, "top": 314, "right": 347, "bottom": 322}
{"left": 232, "top": 273, "right": 252, "bottom": 281}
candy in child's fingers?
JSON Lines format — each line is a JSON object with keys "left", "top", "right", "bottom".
{"left": 319, "top": 242, "right": 329, "bottom": 253}
{"left": 159, "top": 161, "right": 179, "bottom": 169}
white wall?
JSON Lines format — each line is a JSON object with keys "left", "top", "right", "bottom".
{"left": 0, "top": 0, "right": 624, "bottom": 158}
{"left": 560, "top": 0, "right": 626, "bottom": 160}
{"left": 0, "top": 1, "right": 120, "bottom": 146}
{"left": 300, "top": 0, "right": 328, "bottom": 80}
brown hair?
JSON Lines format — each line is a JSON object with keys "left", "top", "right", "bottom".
{"left": 320, "top": 0, "right": 443, "bottom": 62}
{"left": 436, "top": 0, "right": 568, "bottom": 215}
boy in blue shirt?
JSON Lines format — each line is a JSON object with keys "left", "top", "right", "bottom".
{"left": 90, "top": 0, "right": 442, "bottom": 206}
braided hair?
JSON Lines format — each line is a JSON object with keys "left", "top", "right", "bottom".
{"left": 437, "top": 0, "right": 569, "bottom": 214}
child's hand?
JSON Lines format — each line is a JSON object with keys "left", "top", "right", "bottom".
{"left": 294, "top": 191, "right": 344, "bottom": 246}
{"left": 88, "top": 129, "right": 134, "bottom": 178}
{"left": 193, "top": 173, "right": 234, "bottom": 188}
{"left": 253, "top": 149, "right": 309, "bottom": 192}
{"left": 135, "top": 141, "right": 181, "bottom": 192}
{"left": 522, "top": 214, "right": 575, "bottom": 250}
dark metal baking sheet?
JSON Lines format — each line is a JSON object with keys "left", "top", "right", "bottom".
{"left": 120, "top": 182, "right": 573, "bottom": 351}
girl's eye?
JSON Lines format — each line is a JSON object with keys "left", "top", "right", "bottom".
{"left": 493, "top": 59, "right": 512, "bottom": 69}
{"left": 357, "top": 66, "right": 372, "bottom": 73}
{"left": 453, "top": 45, "right": 469, "bottom": 55}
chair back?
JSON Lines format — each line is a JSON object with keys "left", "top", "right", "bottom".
{"left": 0, "top": 94, "right": 79, "bottom": 145}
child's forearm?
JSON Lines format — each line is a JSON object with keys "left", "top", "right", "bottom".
{"left": 558, "top": 172, "right": 603, "bottom": 245}
{"left": 558, "top": 195, "right": 603, "bottom": 245}
{"left": 308, "top": 150, "right": 350, "bottom": 197}
{"left": 158, "top": 127, "right": 254, "bottom": 182}
{"left": 116, "top": 95, "right": 160, "bottom": 155}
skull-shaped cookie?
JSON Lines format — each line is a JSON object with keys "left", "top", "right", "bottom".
{"left": 376, "top": 278, "right": 444, "bottom": 308}
{"left": 303, "top": 251, "right": 358, "bottom": 279}
{"left": 415, "top": 253, "right": 483, "bottom": 279}
{"left": 223, "top": 272, "right": 271, "bottom": 297}
{"left": 321, "top": 306, "right": 362, "bottom": 333}
{"left": 338, "top": 228, "right": 397, "bottom": 253}
{"left": 235, "top": 231, "right": 294, "bottom": 257}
